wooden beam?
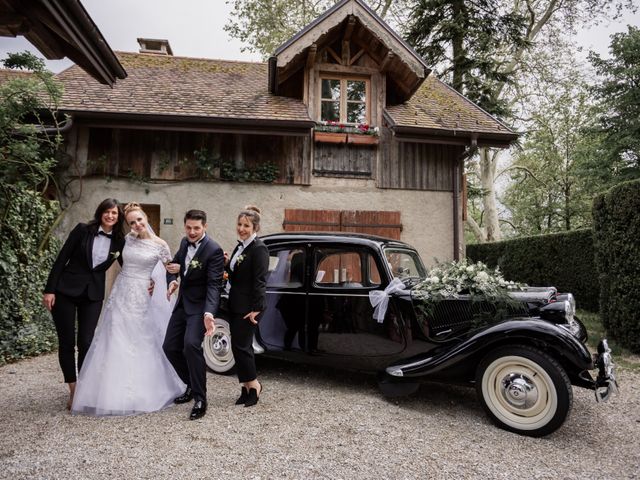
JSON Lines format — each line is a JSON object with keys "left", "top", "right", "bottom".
{"left": 343, "top": 15, "right": 356, "bottom": 42}
{"left": 326, "top": 47, "right": 342, "bottom": 64}
{"left": 318, "top": 63, "right": 378, "bottom": 76}
{"left": 341, "top": 40, "right": 350, "bottom": 66}
{"left": 306, "top": 43, "right": 317, "bottom": 69}
{"left": 0, "top": 13, "right": 29, "bottom": 36}
{"left": 380, "top": 51, "right": 395, "bottom": 72}
{"left": 349, "top": 49, "right": 365, "bottom": 66}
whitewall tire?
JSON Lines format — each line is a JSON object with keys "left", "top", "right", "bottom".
{"left": 475, "top": 345, "right": 572, "bottom": 437}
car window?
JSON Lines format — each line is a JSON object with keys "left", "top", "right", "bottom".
{"left": 267, "top": 248, "right": 305, "bottom": 288}
{"left": 384, "top": 248, "right": 426, "bottom": 279}
{"left": 314, "top": 248, "right": 380, "bottom": 288}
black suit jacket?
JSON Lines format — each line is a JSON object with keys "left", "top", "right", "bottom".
{"left": 44, "top": 223, "right": 125, "bottom": 301}
{"left": 226, "top": 237, "right": 269, "bottom": 315}
{"left": 167, "top": 235, "right": 224, "bottom": 316}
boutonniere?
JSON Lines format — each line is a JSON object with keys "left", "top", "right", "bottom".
{"left": 236, "top": 254, "right": 245, "bottom": 266}
{"left": 189, "top": 259, "right": 202, "bottom": 270}
{"left": 110, "top": 251, "right": 120, "bottom": 260}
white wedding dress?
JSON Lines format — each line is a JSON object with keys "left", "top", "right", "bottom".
{"left": 72, "top": 233, "right": 185, "bottom": 416}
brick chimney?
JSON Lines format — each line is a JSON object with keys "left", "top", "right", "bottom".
{"left": 137, "top": 38, "right": 173, "bottom": 56}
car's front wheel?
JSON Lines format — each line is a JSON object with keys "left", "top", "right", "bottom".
{"left": 203, "top": 318, "right": 236, "bottom": 374}
{"left": 475, "top": 345, "right": 572, "bottom": 437}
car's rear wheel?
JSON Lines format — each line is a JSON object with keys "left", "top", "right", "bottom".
{"left": 203, "top": 318, "right": 236, "bottom": 374}
{"left": 475, "top": 345, "right": 572, "bottom": 437}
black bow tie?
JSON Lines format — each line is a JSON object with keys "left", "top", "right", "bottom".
{"left": 98, "top": 231, "right": 112, "bottom": 239}
{"left": 187, "top": 240, "right": 198, "bottom": 248}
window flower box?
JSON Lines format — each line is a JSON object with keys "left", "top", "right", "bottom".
{"left": 347, "top": 133, "right": 379, "bottom": 145}
{"left": 314, "top": 131, "right": 347, "bottom": 144}
{"left": 315, "top": 122, "right": 379, "bottom": 144}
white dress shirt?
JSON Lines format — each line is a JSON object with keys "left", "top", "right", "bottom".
{"left": 92, "top": 227, "right": 112, "bottom": 268}
{"left": 184, "top": 235, "right": 205, "bottom": 274}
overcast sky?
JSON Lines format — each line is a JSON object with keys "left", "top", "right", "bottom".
{"left": 0, "top": 0, "right": 638, "bottom": 73}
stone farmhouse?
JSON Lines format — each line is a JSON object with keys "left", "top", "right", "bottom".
{"left": 54, "top": 0, "right": 516, "bottom": 261}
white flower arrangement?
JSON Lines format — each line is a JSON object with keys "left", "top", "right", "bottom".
{"left": 110, "top": 251, "right": 120, "bottom": 260}
{"left": 412, "top": 259, "right": 524, "bottom": 305}
{"left": 189, "top": 259, "right": 202, "bottom": 270}
{"left": 236, "top": 254, "right": 245, "bottom": 266}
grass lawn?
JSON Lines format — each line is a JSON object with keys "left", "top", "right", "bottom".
{"left": 578, "top": 309, "right": 640, "bottom": 371}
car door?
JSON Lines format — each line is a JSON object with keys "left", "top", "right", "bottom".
{"left": 258, "top": 245, "right": 308, "bottom": 351}
{"left": 307, "top": 244, "right": 407, "bottom": 364}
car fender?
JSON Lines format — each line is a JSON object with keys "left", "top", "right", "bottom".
{"left": 386, "top": 318, "right": 593, "bottom": 379}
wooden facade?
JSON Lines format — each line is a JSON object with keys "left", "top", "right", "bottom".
{"left": 73, "top": 126, "right": 311, "bottom": 185}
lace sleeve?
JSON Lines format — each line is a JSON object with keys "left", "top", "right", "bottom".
{"left": 159, "top": 244, "right": 172, "bottom": 265}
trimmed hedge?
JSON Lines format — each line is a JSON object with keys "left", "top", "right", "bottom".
{"left": 593, "top": 179, "right": 640, "bottom": 353}
{"left": 466, "top": 229, "right": 598, "bottom": 312}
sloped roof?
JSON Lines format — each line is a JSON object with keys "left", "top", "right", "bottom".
{"left": 0, "top": 68, "right": 33, "bottom": 83}
{"left": 385, "top": 76, "right": 516, "bottom": 143}
{"left": 55, "top": 51, "right": 514, "bottom": 142}
{"left": 56, "top": 52, "right": 312, "bottom": 125}
{"left": 0, "top": 0, "right": 125, "bottom": 86}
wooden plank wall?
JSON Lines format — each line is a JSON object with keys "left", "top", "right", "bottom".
{"left": 313, "top": 142, "right": 375, "bottom": 177}
{"left": 85, "top": 127, "right": 311, "bottom": 185}
{"left": 378, "top": 132, "right": 464, "bottom": 191}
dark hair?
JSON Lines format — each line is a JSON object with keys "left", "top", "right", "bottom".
{"left": 184, "top": 209, "right": 207, "bottom": 224}
{"left": 238, "top": 205, "right": 261, "bottom": 233}
{"left": 88, "top": 198, "right": 124, "bottom": 241}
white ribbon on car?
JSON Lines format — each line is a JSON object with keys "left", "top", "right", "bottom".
{"left": 369, "top": 277, "right": 407, "bottom": 323}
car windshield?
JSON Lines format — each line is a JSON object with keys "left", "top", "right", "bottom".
{"left": 383, "top": 248, "right": 427, "bottom": 279}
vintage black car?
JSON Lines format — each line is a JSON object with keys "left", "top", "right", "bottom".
{"left": 205, "top": 232, "right": 617, "bottom": 437}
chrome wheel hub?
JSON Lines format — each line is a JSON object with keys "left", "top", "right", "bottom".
{"left": 501, "top": 373, "right": 538, "bottom": 409}
{"left": 212, "top": 333, "right": 230, "bottom": 357}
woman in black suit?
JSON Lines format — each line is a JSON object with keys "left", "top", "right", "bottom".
{"left": 226, "top": 205, "right": 269, "bottom": 407}
{"left": 43, "top": 198, "right": 125, "bottom": 408}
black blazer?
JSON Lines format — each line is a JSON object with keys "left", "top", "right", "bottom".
{"left": 44, "top": 223, "right": 125, "bottom": 301}
{"left": 167, "top": 234, "right": 224, "bottom": 316}
{"left": 226, "top": 237, "right": 269, "bottom": 315}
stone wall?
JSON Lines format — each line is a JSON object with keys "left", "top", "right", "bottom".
{"left": 60, "top": 176, "right": 459, "bottom": 267}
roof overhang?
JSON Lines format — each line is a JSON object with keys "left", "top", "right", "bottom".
{"left": 65, "top": 111, "right": 316, "bottom": 137}
{"left": 384, "top": 111, "right": 518, "bottom": 149}
{"left": 269, "top": 0, "right": 429, "bottom": 102}
{"left": 0, "top": 0, "right": 126, "bottom": 86}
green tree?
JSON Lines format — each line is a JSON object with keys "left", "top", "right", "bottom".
{"left": 403, "top": 0, "right": 635, "bottom": 243}
{"left": 0, "top": 52, "right": 64, "bottom": 364}
{"left": 502, "top": 68, "right": 600, "bottom": 235}
{"left": 405, "top": 0, "right": 529, "bottom": 118}
{"left": 225, "top": 0, "right": 404, "bottom": 57}
{"left": 587, "top": 25, "right": 640, "bottom": 184}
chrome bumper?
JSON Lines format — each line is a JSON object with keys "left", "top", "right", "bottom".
{"left": 594, "top": 339, "right": 619, "bottom": 402}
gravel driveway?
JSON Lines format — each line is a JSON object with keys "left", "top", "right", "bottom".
{"left": 1, "top": 353, "right": 638, "bottom": 479}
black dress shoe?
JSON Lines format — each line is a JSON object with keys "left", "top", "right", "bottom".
{"left": 174, "top": 387, "right": 193, "bottom": 404}
{"left": 244, "top": 384, "right": 262, "bottom": 408}
{"left": 189, "top": 400, "right": 207, "bottom": 420}
{"left": 235, "top": 387, "right": 249, "bottom": 405}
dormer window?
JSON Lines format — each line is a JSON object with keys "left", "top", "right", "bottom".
{"left": 320, "top": 76, "right": 369, "bottom": 125}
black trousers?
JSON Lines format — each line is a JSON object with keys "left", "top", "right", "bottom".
{"left": 163, "top": 305, "right": 207, "bottom": 402}
{"left": 230, "top": 311, "right": 258, "bottom": 383}
{"left": 51, "top": 292, "right": 102, "bottom": 383}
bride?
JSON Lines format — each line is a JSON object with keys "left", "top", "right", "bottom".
{"left": 72, "top": 202, "right": 185, "bottom": 415}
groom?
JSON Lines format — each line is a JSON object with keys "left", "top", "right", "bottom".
{"left": 163, "top": 209, "right": 224, "bottom": 420}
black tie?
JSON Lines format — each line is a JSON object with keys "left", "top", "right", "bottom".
{"left": 98, "top": 231, "right": 112, "bottom": 239}
{"left": 187, "top": 241, "right": 197, "bottom": 248}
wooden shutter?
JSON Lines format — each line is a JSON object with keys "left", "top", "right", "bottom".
{"left": 283, "top": 209, "right": 401, "bottom": 240}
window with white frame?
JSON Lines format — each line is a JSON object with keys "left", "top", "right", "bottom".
{"left": 320, "top": 77, "right": 369, "bottom": 125}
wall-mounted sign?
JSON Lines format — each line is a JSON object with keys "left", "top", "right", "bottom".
{"left": 163, "top": 218, "right": 173, "bottom": 225}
